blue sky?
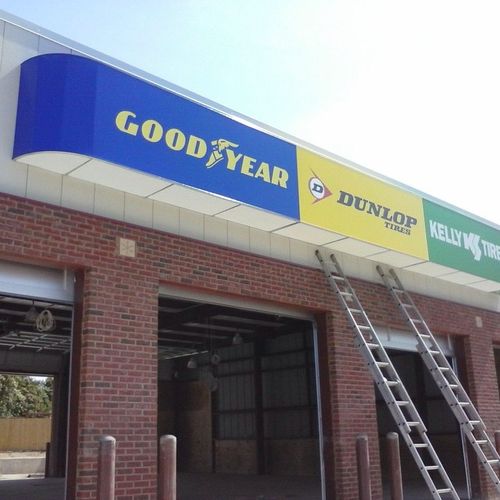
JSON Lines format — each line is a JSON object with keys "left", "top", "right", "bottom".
{"left": 1, "top": 1, "right": 499, "bottom": 225}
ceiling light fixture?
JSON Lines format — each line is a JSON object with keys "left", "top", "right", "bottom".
{"left": 187, "top": 356, "right": 198, "bottom": 369}
{"left": 36, "top": 309, "right": 56, "bottom": 332}
{"left": 210, "top": 352, "right": 221, "bottom": 365}
{"left": 24, "top": 304, "right": 38, "bottom": 323}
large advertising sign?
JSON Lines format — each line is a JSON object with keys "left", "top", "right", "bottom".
{"left": 13, "top": 54, "right": 500, "bottom": 284}
{"left": 424, "top": 200, "right": 500, "bottom": 282}
{"left": 297, "top": 148, "right": 429, "bottom": 259}
{"left": 14, "top": 54, "right": 299, "bottom": 219}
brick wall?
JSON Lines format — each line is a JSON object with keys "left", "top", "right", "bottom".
{"left": 1, "top": 192, "right": 500, "bottom": 499}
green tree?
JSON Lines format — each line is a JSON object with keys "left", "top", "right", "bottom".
{"left": 0, "top": 374, "right": 52, "bottom": 418}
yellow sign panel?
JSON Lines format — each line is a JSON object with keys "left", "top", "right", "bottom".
{"left": 297, "top": 148, "right": 429, "bottom": 259}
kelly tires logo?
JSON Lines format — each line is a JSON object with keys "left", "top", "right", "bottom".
{"left": 424, "top": 200, "right": 500, "bottom": 282}
{"left": 429, "top": 220, "right": 483, "bottom": 261}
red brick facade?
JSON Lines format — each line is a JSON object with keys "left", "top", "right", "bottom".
{"left": 1, "top": 191, "right": 500, "bottom": 499}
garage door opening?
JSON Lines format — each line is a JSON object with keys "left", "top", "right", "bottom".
{"left": 0, "top": 293, "right": 73, "bottom": 500}
{"left": 158, "top": 295, "right": 324, "bottom": 500}
{"left": 377, "top": 349, "right": 470, "bottom": 499}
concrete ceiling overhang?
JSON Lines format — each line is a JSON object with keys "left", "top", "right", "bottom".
{"left": 14, "top": 150, "right": 500, "bottom": 294}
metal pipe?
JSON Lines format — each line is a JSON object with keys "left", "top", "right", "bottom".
{"left": 159, "top": 434, "right": 177, "bottom": 500}
{"left": 356, "top": 434, "right": 372, "bottom": 500}
{"left": 44, "top": 442, "right": 51, "bottom": 478}
{"left": 386, "top": 432, "right": 403, "bottom": 500}
{"left": 495, "top": 430, "right": 500, "bottom": 455}
{"left": 97, "top": 435, "right": 116, "bottom": 500}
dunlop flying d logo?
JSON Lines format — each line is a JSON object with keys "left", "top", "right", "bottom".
{"left": 308, "top": 172, "right": 332, "bottom": 203}
{"left": 114, "top": 110, "right": 290, "bottom": 189}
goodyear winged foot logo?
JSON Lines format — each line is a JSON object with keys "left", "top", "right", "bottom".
{"left": 206, "top": 139, "right": 239, "bottom": 168}
{"left": 114, "top": 110, "right": 290, "bottom": 189}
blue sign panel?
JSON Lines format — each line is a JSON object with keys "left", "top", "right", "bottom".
{"left": 14, "top": 54, "right": 299, "bottom": 218}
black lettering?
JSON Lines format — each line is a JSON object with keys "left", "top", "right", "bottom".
{"left": 311, "top": 182, "right": 324, "bottom": 194}
{"left": 353, "top": 197, "right": 368, "bottom": 211}
{"left": 367, "top": 202, "right": 382, "bottom": 217}
{"left": 337, "top": 191, "right": 354, "bottom": 207}
{"left": 380, "top": 206, "right": 392, "bottom": 221}
{"left": 393, "top": 211, "right": 405, "bottom": 225}
{"left": 405, "top": 216, "right": 417, "bottom": 228}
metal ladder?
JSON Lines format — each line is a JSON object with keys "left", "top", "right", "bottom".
{"left": 377, "top": 265, "right": 500, "bottom": 494}
{"left": 315, "top": 250, "right": 460, "bottom": 500}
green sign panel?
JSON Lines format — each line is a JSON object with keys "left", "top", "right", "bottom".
{"left": 424, "top": 200, "right": 500, "bottom": 282}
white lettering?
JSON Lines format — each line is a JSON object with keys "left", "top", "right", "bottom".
{"left": 464, "top": 232, "right": 482, "bottom": 261}
{"left": 437, "top": 223, "right": 446, "bottom": 242}
{"left": 429, "top": 220, "right": 439, "bottom": 239}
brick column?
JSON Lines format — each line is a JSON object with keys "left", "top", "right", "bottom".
{"left": 326, "top": 310, "right": 383, "bottom": 500}
{"left": 461, "top": 323, "right": 500, "bottom": 500}
{"left": 76, "top": 264, "right": 159, "bottom": 499}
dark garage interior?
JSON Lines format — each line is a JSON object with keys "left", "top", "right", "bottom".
{"left": 157, "top": 295, "right": 323, "bottom": 499}
{"left": 377, "top": 349, "right": 470, "bottom": 500}
{"left": 0, "top": 293, "right": 73, "bottom": 500}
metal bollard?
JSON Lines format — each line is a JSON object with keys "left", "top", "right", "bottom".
{"left": 356, "top": 434, "right": 372, "bottom": 500}
{"left": 159, "top": 435, "right": 177, "bottom": 500}
{"left": 386, "top": 432, "right": 403, "bottom": 500}
{"left": 44, "top": 442, "right": 51, "bottom": 478}
{"left": 97, "top": 435, "right": 116, "bottom": 500}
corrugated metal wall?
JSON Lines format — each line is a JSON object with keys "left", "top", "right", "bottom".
{"left": 215, "top": 332, "right": 317, "bottom": 440}
{"left": 216, "top": 343, "right": 255, "bottom": 439}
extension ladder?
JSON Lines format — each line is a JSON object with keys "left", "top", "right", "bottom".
{"left": 315, "top": 250, "right": 459, "bottom": 499}
{"left": 377, "top": 265, "right": 500, "bottom": 494}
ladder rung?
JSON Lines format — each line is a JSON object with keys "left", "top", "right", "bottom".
{"left": 409, "top": 319, "right": 422, "bottom": 324}
{"left": 376, "top": 362, "right": 389, "bottom": 367}
{"left": 425, "top": 465, "right": 440, "bottom": 471}
{"left": 458, "top": 402, "right": 470, "bottom": 406}
{"left": 436, "top": 489, "right": 451, "bottom": 494}
{"left": 438, "top": 367, "right": 450, "bottom": 372}
{"left": 386, "top": 380, "right": 399, "bottom": 387}
{"left": 366, "top": 343, "right": 379, "bottom": 349}
{"left": 449, "top": 384, "right": 458, "bottom": 389}
{"left": 349, "top": 308, "right": 362, "bottom": 314}
{"left": 396, "top": 401, "right": 409, "bottom": 406}
{"left": 414, "top": 443, "right": 428, "bottom": 448}
{"left": 420, "top": 334, "right": 431, "bottom": 338}
{"left": 401, "top": 303, "right": 413, "bottom": 308}
{"left": 408, "top": 422, "right": 420, "bottom": 426}
{"left": 487, "top": 459, "right": 499, "bottom": 464}
{"left": 476, "top": 440, "right": 487, "bottom": 445}
{"left": 332, "top": 275, "right": 345, "bottom": 281}
{"left": 358, "top": 325, "right": 371, "bottom": 330}
{"left": 470, "top": 420, "right": 481, "bottom": 426}
{"left": 339, "top": 291, "right": 352, "bottom": 296}
{"left": 428, "top": 350, "right": 440, "bottom": 355}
